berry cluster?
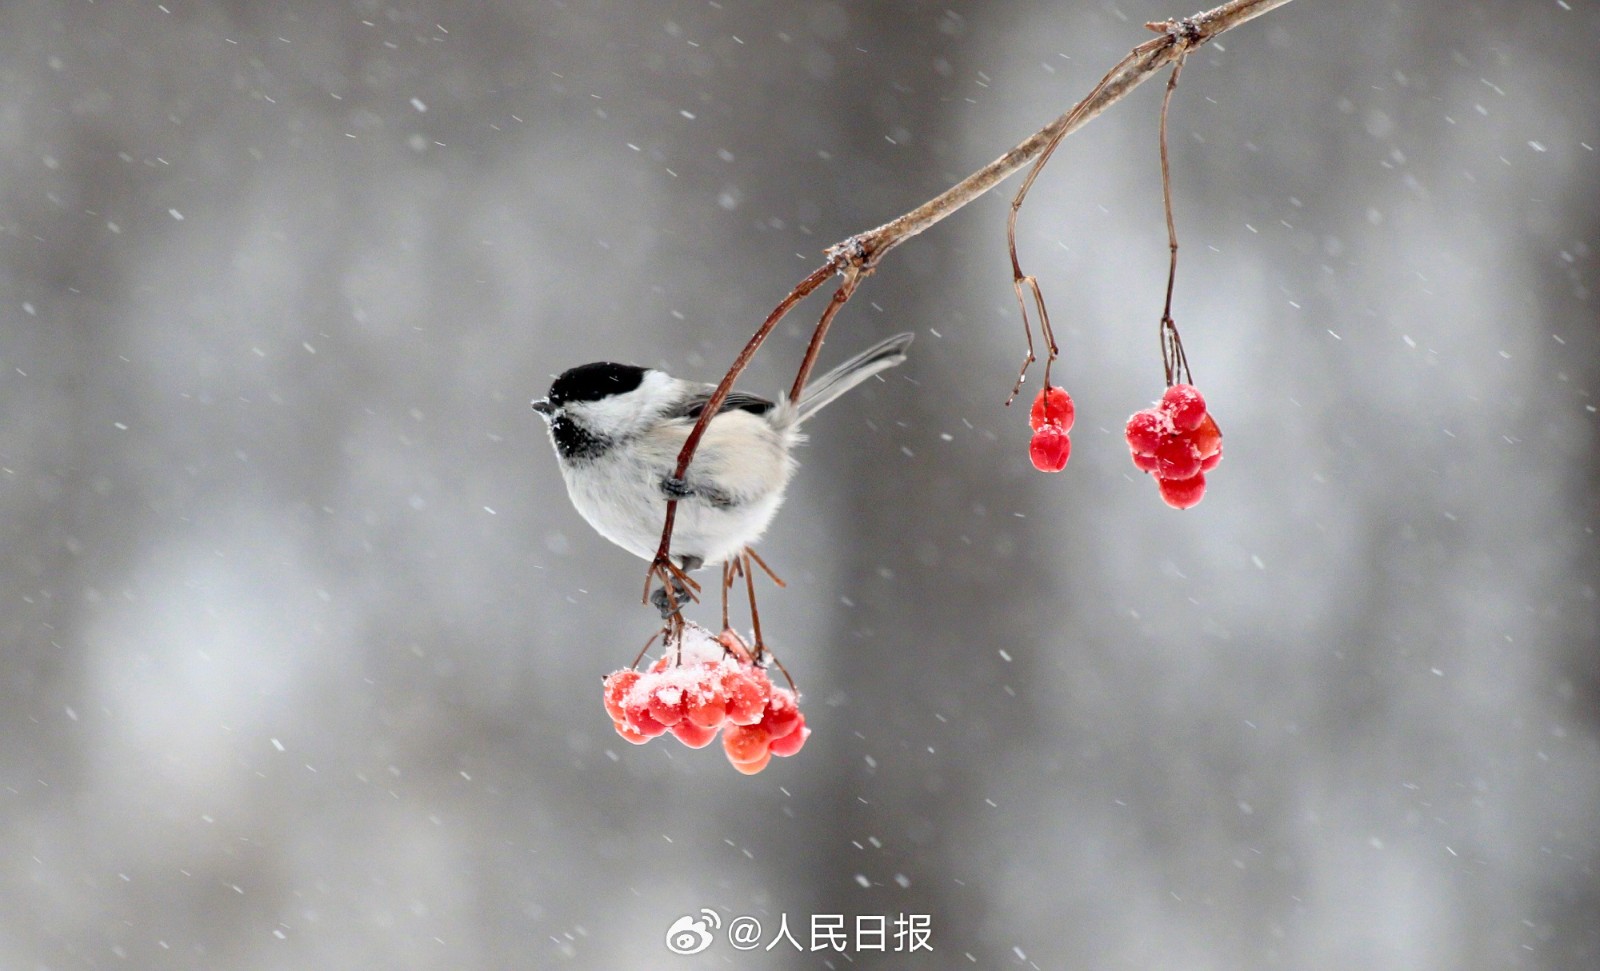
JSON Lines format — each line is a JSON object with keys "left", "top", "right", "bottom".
{"left": 602, "top": 624, "right": 809, "bottom": 774}
{"left": 1027, "top": 385, "right": 1075, "bottom": 473}
{"left": 1124, "top": 383, "right": 1222, "bottom": 509}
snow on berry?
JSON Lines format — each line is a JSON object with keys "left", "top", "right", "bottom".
{"left": 1160, "top": 383, "right": 1207, "bottom": 432}
{"left": 1124, "top": 408, "right": 1169, "bottom": 455}
{"left": 613, "top": 721, "right": 651, "bottom": 745}
{"left": 1028, "top": 425, "right": 1072, "bottom": 473}
{"left": 1154, "top": 436, "right": 1202, "bottom": 480}
{"left": 759, "top": 688, "right": 802, "bottom": 740}
{"left": 622, "top": 697, "right": 668, "bottom": 738}
{"left": 684, "top": 690, "right": 727, "bottom": 728}
{"left": 1029, "top": 385, "right": 1075, "bottom": 433}
{"left": 602, "top": 670, "right": 640, "bottom": 722}
{"left": 600, "top": 622, "right": 806, "bottom": 774}
{"left": 647, "top": 683, "right": 688, "bottom": 727}
{"left": 721, "top": 669, "right": 771, "bottom": 726}
{"left": 1127, "top": 388, "right": 1221, "bottom": 508}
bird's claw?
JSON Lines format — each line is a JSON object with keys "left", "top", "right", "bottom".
{"left": 650, "top": 580, "right": 693, "bottom": 620}
{"left": 644, "top": 553, "right": 702, "bottom": 620}
{"left": 660, "top": 475, "right": 694, "bottom": 501}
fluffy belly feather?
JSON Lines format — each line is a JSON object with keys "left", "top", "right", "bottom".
{"left": 563, "top": 456, "right": 788, "bottom": 567}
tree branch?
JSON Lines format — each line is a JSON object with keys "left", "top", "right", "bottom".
{"left": 645, "top": 0, "right": 1297, "bottom": 604}
{"left": 853, "top": 0, "right": 1294, "bottom": 265}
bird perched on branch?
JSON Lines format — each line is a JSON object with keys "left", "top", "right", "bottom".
{"left": 532, "top": 332, "right": 913, "bottom": 614}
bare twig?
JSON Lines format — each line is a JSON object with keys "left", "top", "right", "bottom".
{"left": 644, "top": 0, "right": 1297, "bottom": 602}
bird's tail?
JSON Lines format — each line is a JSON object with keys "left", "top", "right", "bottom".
{"left": 794, "top": 331, "right": 914, "bottom": 425}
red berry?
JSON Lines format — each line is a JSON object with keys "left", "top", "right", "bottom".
{"left": 1156, "top": 472, "right": 1207, "bottom": 509}
{"left": 1154, "top": 437, "right": 1202, "bottom": 480}
{"left": 602, "top": 670, "right": 640, "bottom": 722}
{"left": 759, "top": 690, "right": 802, "bottom": 740}
{"left": 1200, "top": 449, "right": 1222, "bottom": 472}
{"left": 623, "top": 697, "right": 669, "bottom": 737}
{"left": 684, "top": 683, "right": 728, "bottom": 728}
{"left": 613, "top": 720, "right": 652, "bottom": 745}
{"left": 722, "top": 723, "right": 772, "bottom": 765}
{"left": 729, "top": 750, "right": 773, "bottom": 774}
{"left": 1029, "top": 386, "right": 1075, "bottom": 433}
{"left": 1028, "top": 426, "right": 1071, "bottom": 473}
{"left": 1125, "top": 408, "right": 1168, "bottom": 455}
{"left": 1161, "top": 384, "right": 1208, "bottom": 432}
{"left": 1184, "top": 412, "right": 1221, "bottom": 457}
{"left": 1130, "top": 450, "right": 1161, "bottom": 474}
{"left": 722, "top": 669, "right": 772, "bottom": 726}
{"left": 769, "top": 719, "right": 810, "bottom": 757}
{"left": 670, "top": 720, "right": 719, "bottom": 749}
{"left": 647, "top": 684, "right": 687, "bottom": 727}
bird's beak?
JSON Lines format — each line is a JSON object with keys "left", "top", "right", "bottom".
{"left": 531, "top": 398, "right": 553, "bottom": 420}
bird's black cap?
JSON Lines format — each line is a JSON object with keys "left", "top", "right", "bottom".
{"left": 545, "top": 362, "right": 648, "bottom": 408}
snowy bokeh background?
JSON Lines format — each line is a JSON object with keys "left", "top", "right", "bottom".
{"left": 2, "top": 1, "right": 1596, "bottom": 968}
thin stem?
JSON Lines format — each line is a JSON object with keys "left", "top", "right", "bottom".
{"left": 1003, "top": 44, "right": 1155, "bottom": 405}
{"left": 670, "top": 261, "right": 835, "bottom": 485}
{"left": 742, "top": 550, "right": 764, "bottom": 655}
{"left": 1157, "top": 56, "right": 1193, "bottom": 388}
{"left": 788, "top": 264, "right": 866, "bottom": 403}
{"left": 1159, "top": 59, "right": 1183, "bottom": 327}
{"left": 629, "top": 628, "right": 663, "bottom": 671}
{"left": 743, "top": 551, "right": 796, "bottom": 694}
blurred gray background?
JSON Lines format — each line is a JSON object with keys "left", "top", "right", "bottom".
{"left": 2, "top": 1, "right": 1596, "bottom": 968}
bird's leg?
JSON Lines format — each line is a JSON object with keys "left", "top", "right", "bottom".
{"left": 743, "top": 546, "right": 787, "bottom": 589}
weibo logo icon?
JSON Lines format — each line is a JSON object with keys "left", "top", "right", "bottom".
{"left": 664, "top": 909, "right": 722, "bottom": 955}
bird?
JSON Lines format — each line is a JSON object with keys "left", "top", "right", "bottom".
{"left": 532, "top": 332, "right": 913, "bottom": 614}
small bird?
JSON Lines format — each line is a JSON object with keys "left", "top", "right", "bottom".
{"left": 532, "top": 332, "right": 913, "bottom": 612}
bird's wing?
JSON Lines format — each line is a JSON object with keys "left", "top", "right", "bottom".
{"left": 671, "top": 388, "right": 777, "bottom": 421}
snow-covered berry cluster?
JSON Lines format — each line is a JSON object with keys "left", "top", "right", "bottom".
{"left": 602, "top": 624, "right": 809, "bottom": 774}
{"left": 1027, "top": 385, "right": 1075, "bottom": 473}
{"left": 1124, "top": 383, "right": 1222, "bottom": 509}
